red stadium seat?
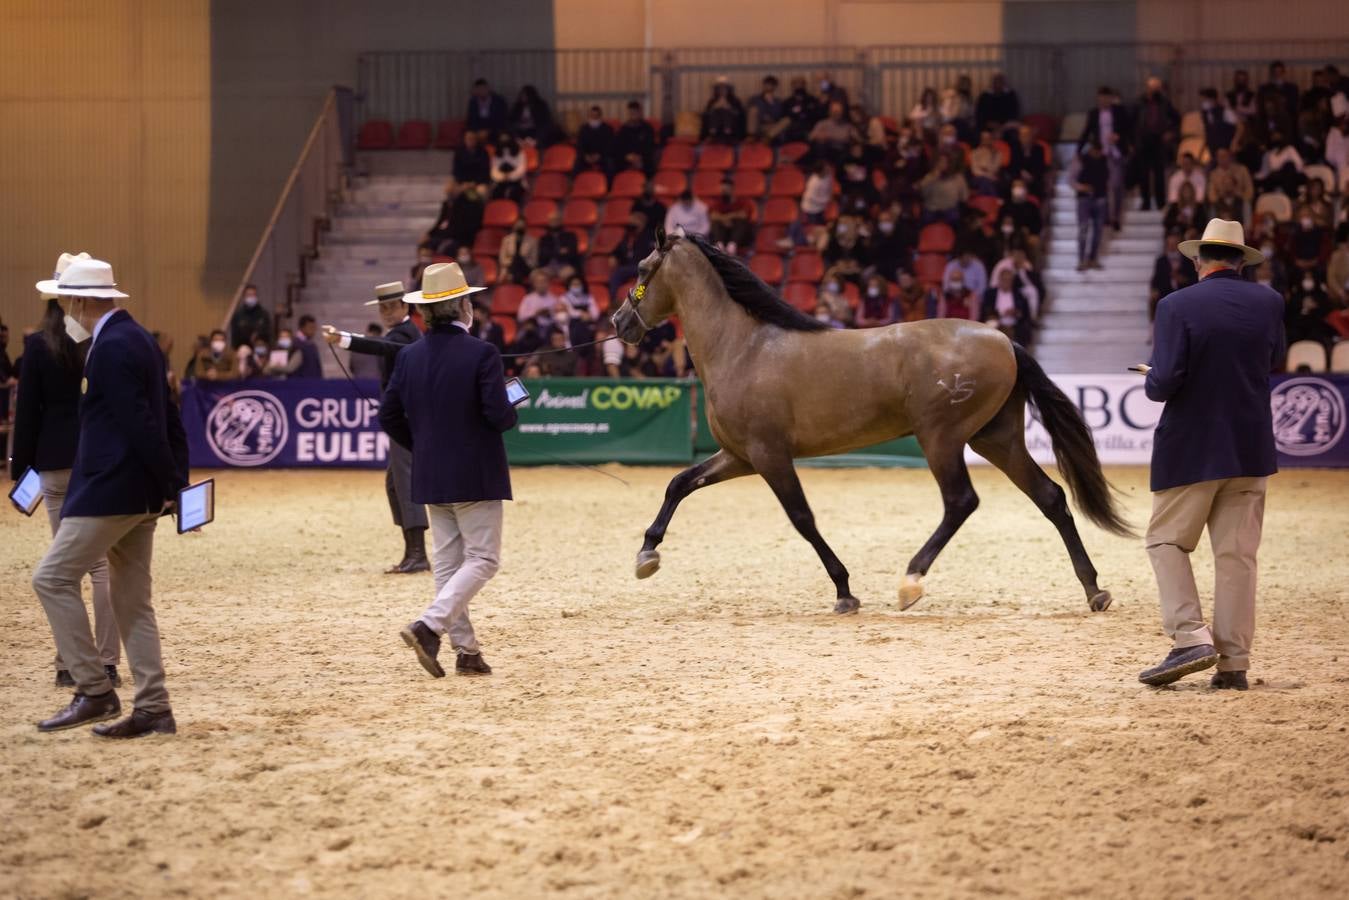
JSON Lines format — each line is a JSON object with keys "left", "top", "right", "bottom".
{"left": 692, "top": 170, "right": 724, "bottom": 201}
{"left": 659, "top": 143, "right": 695, "bottom": 170}
{"left": 472, "top": 227, "right": 505, "bottom": 256}
{"left": 749, "top": 253, "right": 784, "bottom": 284}
{"left": 731, "top": 170, "right": 767, "bottom": 200}
{"left": 396, "top": 120, "right": 432, "bottom": 150}
{"left": 590, "top": 283, "right": 612, "bottom": 312}
{"left": 585, "top": 255, "right": 615, "bottom": 282}
{"left": 482, "top": 199, "right": 520, "bottom": 229}
{"left": 696, "top": 144, "right": 734, "bottom": 171}
{"left": 1023, "top": 113, "right": 1059, "bottom": 143}
{"left": 769, "top": 166, "right": 805, "bottom": 197}
{"left": 754, "top": 226, "right": 786, "bottom": 254}
{"left": 562, "top": 199, "right": 599, "bottom": 228}
{"left": 778, "top": 142, "right": 809, "bottom": 165}
{"left": 434, "top": 119, "right": 465, "bottom": 150}
{"left": 788, "top": 252, "right": 824, "bottom": 282}
{"left": 475, "top": 255, "right": 499, "bottom": 285}
{"left": 569, "top": 227, "right": 591, "bottom": 255}
{"left": 592, "top": 226, "right": 625, "bottom": 255}
{"left": 540, "top": 144, "right": 577, "bottom": 172}
{"left": 653, "top": 169, "right": 688, "bottom": 197}
{"left": 914, "top": 253, "right": 947, "bottom": 287}
{"left": 993, "top": 140, "right": 1012, "bottom": 168}
{"left": 492, "top": 284, "right": 525, "bottom": 316}
{"left": 783, "top": 281, "right": 818, "bottom": 312}
{"left": 761, "top": 197, "right": 799, "bottom": 226}
{"left": 609, "top": 169, "right": 646, "bottom": 199}
{"left": 843, "top": 281, "right": 861, "bottom": 309}
{"left": 571, "top": 170, "right": 608, "bottom": 200}
{"left": 532, "top": 171, "right": 568, "bottom": 201}
{"left": 357, "top": 120, "right": 394, "bottom": 150}
{"left": 736, "top": 143, "right": 773, "bottom": 171}
{"left": 969, "top": 195, "right": 1002, "bottom": 224}
{"left": 523, "top": 199, "right": 557, "bottom": 228}
{"left": 917, "top": 222, "right": 955, "bottom": 254}
{"left": 492, "top": 314, "right": 517, "bottom": 345}
{"left": 614, "top": 278, "right": 636, "bottom": 300}
{"left": 601, "top": 198, "right": 634, "bottom": 226}
{"left": 523, "top": 144, "right": 540, "bottom": 173}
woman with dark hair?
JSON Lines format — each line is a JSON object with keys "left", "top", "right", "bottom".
{"left": 10, "top": 286, "right": 122, "bottom": 688}
{"left": 700, "top": 79, "right": 746, "bottom": 144}
{"left": 508, "top": 85, "right": 556, "bottom": 146}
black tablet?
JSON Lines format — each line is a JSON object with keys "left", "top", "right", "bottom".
{"left": 177, "top": 479, "right": 215, "bottom": 533}
{"left": 505, "top": 377, "right": 530, "bottom": 406}
{"left": 9, "top": 467, "right": 42, "bottom": 516}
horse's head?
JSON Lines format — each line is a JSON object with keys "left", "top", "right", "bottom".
{"left": 612, "top": 226, "right": 679, "bottom": 344}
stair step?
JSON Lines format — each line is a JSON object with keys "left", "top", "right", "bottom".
{"left": 1036, "top": 327, "right": 1147, "bottom": 344}
{"left": 1047, "top": 237, "right": 1159, "bottom": 253}
{"left": 1046, "top": 297, "right": 1146, "bottom": 313}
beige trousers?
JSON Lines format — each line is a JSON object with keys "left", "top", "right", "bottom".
{"left": 421, "top": 501, "right": 502, "bottom": 656}
{"left": 32, "top": 513, "right": 170, "bottom": 712}
{"left": 1146, "top": 477, "right": 1267, "bottom": 672}
{"left": 40, "top": 469, "right": 121, "bottom": 667}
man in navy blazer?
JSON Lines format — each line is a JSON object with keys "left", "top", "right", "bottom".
{"left": 30, "top": 257, "right": 189, "bottom": 737}
{"left": 1138, "top": 220, "right": 1284, "bottom": 690}
{"left": 379, "top": 263, "right": 517, "bottom": 679}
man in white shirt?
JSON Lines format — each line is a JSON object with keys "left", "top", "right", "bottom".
{"left": 516, "top": 269, "right": 556, "bottom": 326}
{"left": 1167, "top": 153, "right": 1207, "bottom": 204}
{"left": 664, "top": 189, "right": 710, "bottom": 237}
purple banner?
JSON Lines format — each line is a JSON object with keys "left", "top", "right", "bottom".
{"left": 1271, "top": 373, "right": 1349, "bottom": 467}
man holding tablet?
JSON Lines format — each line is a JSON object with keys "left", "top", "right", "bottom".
{"left": 379, "top": 262, "right": 519, "bottom": 679}
{"left": 30, "top": 257, "right": 189, "bottom": 737}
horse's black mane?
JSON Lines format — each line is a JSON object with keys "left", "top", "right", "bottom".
{"left": 682, "top": 233, "right": 828, "bottom": 332}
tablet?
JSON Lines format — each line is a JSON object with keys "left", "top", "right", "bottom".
{"left": 505, "top": 377, "right": 530, "bottom": 406}
{"left": 177, "top": 479, "right": 215, "bottom": 533}
{"left": 9, "top": 467, "right": 43, "bottom": 516}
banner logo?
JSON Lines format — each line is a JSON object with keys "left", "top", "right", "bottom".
{"left": 205, "top": 389, "right": 289, "bottom": 466}
{"left": 1271, "top": 377, "right": 1346, "bottom": 457}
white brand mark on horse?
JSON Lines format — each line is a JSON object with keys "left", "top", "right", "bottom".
{"left": 937, "top": 374, "right": 976, "bottom": 405}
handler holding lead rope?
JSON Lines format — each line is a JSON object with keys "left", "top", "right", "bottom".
{"left": 1137, "top": 219, "right": 1284, "bottom": 690}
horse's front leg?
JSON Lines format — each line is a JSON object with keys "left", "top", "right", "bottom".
{"left": 636, "top": 449, "right": 755, "bottom": 578}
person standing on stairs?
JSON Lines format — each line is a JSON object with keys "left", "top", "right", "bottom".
{"left": 321, "top": 282, "right": 430, "bottom": 574}
{"left": 1070, "top": 140, "right": 1109, "bottom": 271}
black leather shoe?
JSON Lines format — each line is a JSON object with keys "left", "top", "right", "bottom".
{"left": 54, "top": 669, "right": 75, "bottom": 688}
{"left": 395, "top": 551, "right": 431, "bottom": 574}
{"left": 1211, "top": 671, "right": 1249, "bottom": 691}
{"left": 400, "top": 622, "right": 444, "bottom": 678}
{"left": 456, "top": 653, "right": 492, "bottom": 677}
{"left": 104, "top": 666, "right": 122, "bottom": 688}
{"left": 92, "top": 708, "right": 177, "bottom": 739}
{"left": 384, "top": 555, "right": 413, "bottom": 574}
{"left": 1139, "top": 644, "right": 1219, "bottom": 686}
{"left": 37, "top": 691, "right": 121, "bottom": 732}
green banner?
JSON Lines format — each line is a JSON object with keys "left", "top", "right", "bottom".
{"left": 505, "top": 378, "right": 694, "bottom": 465}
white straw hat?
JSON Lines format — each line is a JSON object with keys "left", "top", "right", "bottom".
{"left": 35, "top": 257, "right": 128, "bottom": 299}
{"left": 1178, "top": 218, "right": 1264, "bottom": 266}
{"left": 38, "top": 252, "right": 92, "bottom": 299}
{"left": 402, "top": 262, "right": 487, "bottom": 305}
{"left": 364, "top": 280, "right": 408, "bottom": 306}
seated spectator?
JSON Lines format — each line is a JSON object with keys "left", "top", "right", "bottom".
{"left": 1199, "top": 87, "right": 1238, "bottom": 158}
{"left": 532, "top": 327, "right": 579, "bottom": 377}
{"left": 960, "top": 204, "right": 1001, "bottom": 270}
{"left": 665, "top": 189, "right": 710, "bottom": 236}
{"left": 943, "top": 246, "right": 988, "bottom": 299}
{"left": 470, "top": 301, "right": 505, "bottom": 354}
{"left": 559, "top": 274, "right": 601, "bottom": 346}
{"left": 1228, "top": 69, "right": 1257, "bottom": 120}
{"left": 941, "top": 74, "right": 976, "bottom": 142}
{"left": 632, "top": 181, "right": 667, "bottom": 232}
{"left": 909, "top": 87, "right": 941, "bottom": 140}
{"left": 882, "top": 127, "right": 928, "bottom": 202}
{"left": 968, "top": 128, "right": 1003, "bottom": 195}
{"left": 855, "top": 274, "right": 898, "bottom": 328}
{"left": 1327, "top": 224, "right": 1349, "bottom": 306}
{"left": 918, "top": 155, "right": 968, "bottom": 225}
{"left": 981, "top": 266, "right": 1033, "bottom": 346}
{"left": 536, "top": 211, "right": 582, "bottom": 280}
{"left": 1008, "top": 124, "right": 1048, "bottom": 198}
{"left": 490, "top": 133, "right": 528, "bottom": 202}
{"left": 808, "top": 101, "right": 861, "bottom": 165}
{"left": 936, "top": 270, "right": 977, "bottom": 320}
{"left": 410, "top": 246, "right": 435, "bottom": 290}
{"left": 1256, "top": 131, "right": 1305, "bottom": 196}
{"left": 838, "top": 142, "right": 878, "bottom": 207}
{"left": 346, "top": 325, "right": 382, "bottom": 380}
{"left": 614, "top": 101, "right": 657, "bottom": 175}
{"left": 708, "top": 181, "right": 754, "bottom": 253}
{"left": 815, "top": 277, "right": 853, "bottom": 325}
{"left": 1285, "top": 271, "right": 1336, "bottom": 349}
{"left": 508, "top": 85, "right": 556, "bottom": 146}
{"left": 1325, "top": 95, "right": 1349, "bottom": 176}
{"left": 1164, "top": 181, "right": 1208, "bottom": 233}
{"left": 797, "top": 161, "right": 833, "bottom": 224}
{"left": 1290, "top": 205, "right": 1330, "bottom": 272}
{"left": 935, "top": 123, "right": 964, "bottom": 170}
{"left": 1259, "top": 60, "right": 1299, "bottom": 124}
{"left": 453, "top": 131, "right": 491, "bottom": 186}
{"left": 812, "top": 302, "right": 847, "bottom": 330}
{"left": 1206, "top": 147, "right": 1254, "bottom": 215}
{"left": 266, "top": 318, "right": 321, "bottom": 378}
{"left": 610, "top": 211, "right": 657, "bottom": 295}
{"left": 592, "top": 320, "right": 624, "bottom": 376}
{"left": 1304, "top": 177, "right": 1333, "bottom": 229}
{"left": 1150, "top": 231, "right": 1196, "bottom": 324}
{"left": 782, "top": 76, "right": 824, "bottom": 143}
{"left": 976, "top": 72, "right": 1021, "bottom": 135}
{"left": 577, "top": 105, "right": 615, "bottom": 174}
{"left": 517, "top": 269, "right": 557, "bottom": 327}
{"left": 816, "top": 71, "right": 849, "bottom": 109}
{"left": 455, "top": 246, "right": 485, "bottom": 288}
{"left": 193, "top": 329, "right": 235, "bottom": 382}
{"left": 894, "top": 270, "right": 928, "bottom": 322}
{"left": 823, "top": 218, "right": 869, "bottom": 286}
{"left": 1004, "top": 178, "right": 1042, "bottom": 251}
{"left": 748, "top": 75, "right": 788, "bottom": 143}
{"left": 701, "top": 78, "right": 746, "bottom": 144}
{"left": 505, "top": 316, "right": 545, "bottom": 368}
{"left": 639, "top": 321, "right": 681, "bottom": 377}
{"left": 262, "top": 328, "right": 294, "bottom": 378}
{"left": 990, "top": 245, "right": 1046, "bottom": 320}
{"left": 864, "top": 206, "right": 914, "bottom": 281}
{"left": 229, "top": 283, "right": 272, "bottom": 350}
{"left": 466, "top": 78, "right": 508, "bottom": 140}
{"left": 848, "top": 106, "right": 882, "bottom": 161}
{"left": 1298, "top": 91, "right": 1333, "bottom": 164}
{"left": 499, "top": 218, "right": 539, "bottom": 285}
{"left": 1167, "top": 152, "right": 1207, "bottom": 204}
{"left": 424, "top": 179, "right": 485, "bottom": 255}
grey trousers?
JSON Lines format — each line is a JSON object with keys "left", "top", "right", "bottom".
{"left": 32, "top": 513, "right": 171, "bottom": 712}
{"left": 419, "top": 501, "right": 502, "bottom": 655}
{"left": 40, "top": 469, "right": 121, "bottom": 667}
{"left": 386, "top": 442, "right": 428, "bottom": 529}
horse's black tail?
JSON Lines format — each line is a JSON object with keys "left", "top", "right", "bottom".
{"left": 1013, "top": 344, "right": 1134, "bottom": 537}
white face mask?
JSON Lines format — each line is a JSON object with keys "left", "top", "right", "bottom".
{"left": 243, "top": 294, "right": 258, "bottom": 307}
{"left": 825, "top": 282, "right": 841, "bottom": 294}
{"left": 878, "top": 221, "right": 895, "bottom": 234}
{"left": 1001, "top": 224, "right": 1014, "bottom": 235}
{"left": 1303, "top": 277, "right": 1315, "bottom": 291}
{"left": 277, "top": 338, "right": 292, "bottom": 349}
{"left": 1300, "top": 218, "right": 1314, "bottom": 230}
{"left": 867, "top": 286, "right": 881, "bottom": 298}
{"left": 815, "top": 311, "right": 832, "bottom": 322}
{"left": 211, "top": 340, "right": 227, "bottom": 354}
{"left": 1012, "top": 187, "right": 1027, "bottom": 200}
{"left": 254, "top": 345, "right": 268, "bottom": 357}
{"left": 64, "top": 310, "right": 91, "bottom": 344}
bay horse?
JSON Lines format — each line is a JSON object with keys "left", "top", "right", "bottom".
{"left": 610, "top": 230, "right": 1132, "bottom": 615}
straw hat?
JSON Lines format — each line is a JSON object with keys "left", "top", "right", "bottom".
{"left": 34, "top": 257, "right": 128, "bottom": 299}
{"left": 363, "top": 280, "right": 407, "bottom": 306}
{"left": 402, "top": 262, "right": 487, "bottom": 305}
{"left": 1178, "top": 218, "right": 1264, "bottom": 266}
{"left": 38, "top": 251, "right": 91, "bottom": 299}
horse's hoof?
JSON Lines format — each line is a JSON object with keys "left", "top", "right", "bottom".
{"left": 898, "top": 575, "right": 925, "bottom": 610}
{"left": 834, "top": 596, "right": 860, "bottom": 615}
{"left": 635, "top": 550, "right": 661, "bottom": 580}
{"left": 1089, "top": 590, "right": 1113, "bottom": 612}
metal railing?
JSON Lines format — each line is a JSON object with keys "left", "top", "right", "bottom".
{"left": 222, "top": 87, "right": 353, "bottom": 334}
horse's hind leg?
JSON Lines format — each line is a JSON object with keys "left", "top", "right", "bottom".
{"left": 969, "top": 395, "right": 1112, "bottom": 612}
{"left": 901, "top": 439, "right": 980, "bottom": 610}
{"left": 635, "top": 449, "right": 755, "bottom": 579}
{"left": 753, "top": 453, "right": 859, "bottom": 615}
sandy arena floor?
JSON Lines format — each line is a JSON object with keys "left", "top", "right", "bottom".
{"left": 1, "top": 465, "right": 1347, "bottom": 898}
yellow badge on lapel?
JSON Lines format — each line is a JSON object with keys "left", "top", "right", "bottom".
{"left": 81, "top": 377, "right": 88, "bottom": 395}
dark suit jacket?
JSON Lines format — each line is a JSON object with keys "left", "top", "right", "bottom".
{"left": 65, "top": 310, "right": 189, "bottom": 517}
{"left": 10, "top": 332, "right": 84, "bottom": 479}
{"left": 379, "top": 324, "right": 517, "bottom": 504}
{"left": 295, "top": 335, "right": 322, "bottom": 378}
{"left": 467, "top": 93, "right": 508, "bottom": 135}
{"left": 347, "top": 317, "right": 421, "bottom": 389}
{"left": 1077, "top": 104, "right": 1132, "bottom": 154}
{"left": 1146, "top": 268, "right": 1285, "bottom": 491}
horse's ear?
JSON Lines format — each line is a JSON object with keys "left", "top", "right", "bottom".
{"left": 655, "top": 224, "right": 666, "bottom": 248}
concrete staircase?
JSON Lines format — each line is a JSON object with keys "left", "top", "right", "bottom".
{"left": 1034, "top": 167, "right": 1163, "bottom": 374}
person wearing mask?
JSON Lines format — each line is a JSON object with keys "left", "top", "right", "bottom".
{"left": 975, "top": 72, "right": 1021, "bottom": 135}
{"left": 12, "top": 253, "right": 122, "bottom": 689}
{"left": 812, "top": 302, "right": 847, "bottom": 329}
{"left": 708, "top": 181, "right": 754, "bottom": 253}
{"left": 517, "top": 269, "right": 558, "bottom": 328}
{"left": 229, "top": 283, "right": 271, "bottom": 349}
{"left": 453, "top": 131, "right": 491, "bottom": 186}
{"left": 807, "top": 101, "right": 860, "bottom": 165}
{"left": 507, "top": 84, "right": 555, "bottom": 147}
{"left": 981, "top": 265, "right": 1033, "bottom": 346}
{"left": 323, "top": 281, "right": 429, "bottom": 574}
{"left": 1138, "top": 220, "right": 1283, "bottom": 690}
{"left": 1008, "top": 123, "right": 1048, "bottom": 200}
{"left": 380, "top": 262, "right": 516, "bottom": 679}
{"left": 800, "top": 161, "right": 835, "bottom": 224}
{"left": 1284, "top": 270, "right": 1336, "bottom": 349}
{"left": 194, "top": 329, "right": 236, "bottom": 382}
{"left": 1133, "top": 76, "right": 1180, "bottom": 211}
{"left": 747, "top": 75, "right": 787, "bottom": 143}
{"left": 968, "top": 129, "right": 1003, "bottom": 195}
{"left": 30, "top": 256, "right": 188, "bottom": 737}
{"left": 614, "top": 100, "right": 656, "bottom": 174}
{"left": 664, "top": 189, "right": 710, "bottom": 237}
{"left": 814, "top": 277, "right": 853, "bottom": 325}
{"left": 894, "top": 270, "right": 928, "bottom": 322}
{"left": 1198, "top": 88, "right": 1238, "bottom": 158}
{"left": 1289, "top": 206, "right": 1330, "bottom": 273}
{"left": 942, "top": 247, "right": 988, "bottom": 300}
{"left": 536, "top": 211, "right": 582, "bottom": 280}
{"left": 576, "top": 106, "right": 615, "bottom": 175}
{"left": 559, "top": 274, "right": 600, "bottom": 348}
{"left": 267, "top": 317, "right": 321, "bottom": 378}
{"left": 701, "top": 78, "right": 746, "bottom": 144}
{"left": 854, "top": 275, "right": 897, "bottom": 328}
{"left": 1255, "top": 130, "right": 1305, "bottom": 197}
{"left": 918, "top": 155, "right": 969, "bottom": 225}
{"left": 1070, "top": 140, "right": 1110, "bottom": 271}
{"left": 936, "top": 270, "right": 976, "bottom": 320}
{"left": 498, "top": 217, "right": 539, "bottom": 285}
{"left": 864, "top": 208, "right": 912, "bottom": 282}
{"left": 782, "top": 76, "right": 824, "bottom": 143}
{"left": 465, "top": 78, "right": 508, "bottom": 141}
{"left": 489, "top": 133, "right": 527, "bottom": 203}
